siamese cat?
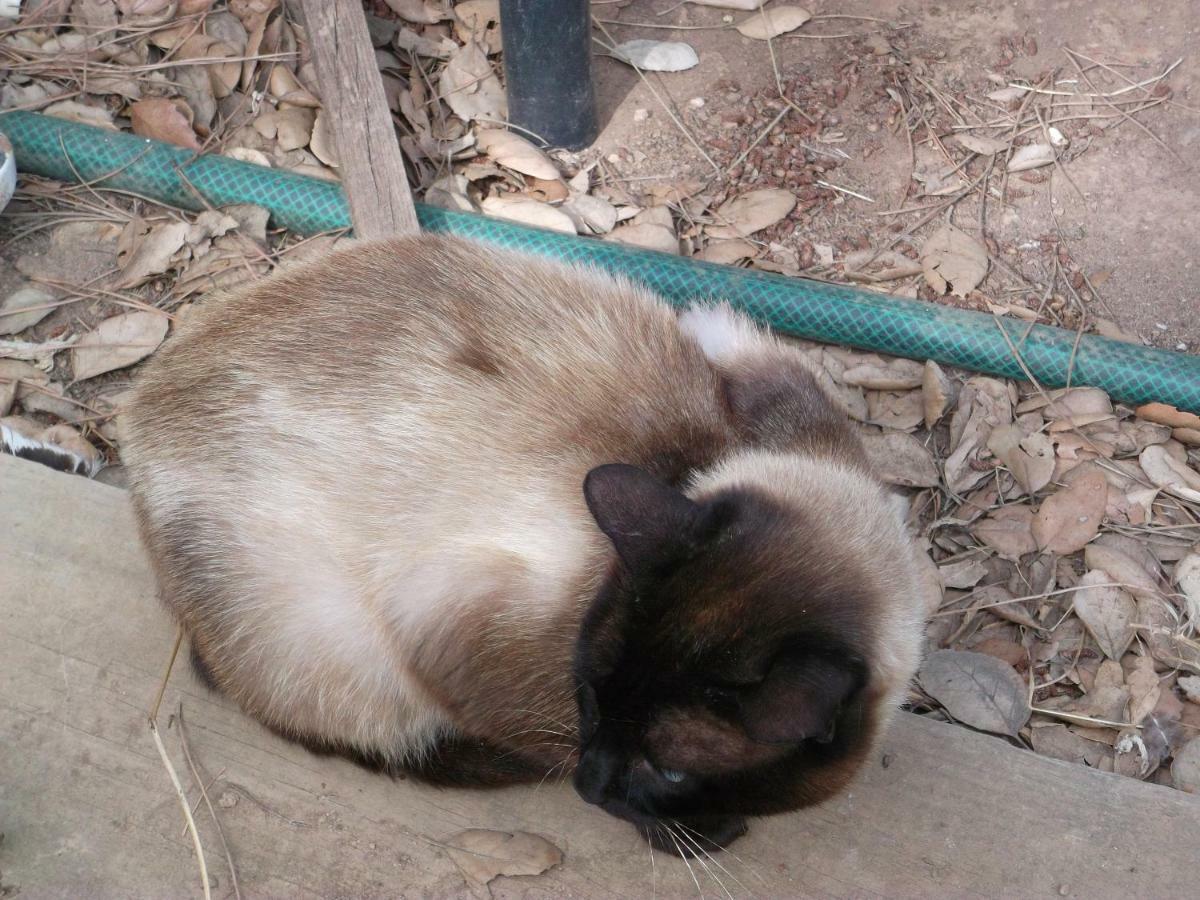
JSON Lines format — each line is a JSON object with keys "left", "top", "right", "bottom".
{"left": 122, "top": 236, "right": 927, "bottom": 855}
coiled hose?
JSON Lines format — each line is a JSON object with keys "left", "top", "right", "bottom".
{"left": 2, "top": 110, "right": 1197, "bottom": 411}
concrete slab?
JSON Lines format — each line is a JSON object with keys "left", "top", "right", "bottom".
{"left": 2, "top": 453, "right": 1197, "bottom": 898}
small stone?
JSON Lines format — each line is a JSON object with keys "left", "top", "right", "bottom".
{"left": 633, "top": 108, "right": 650, "bottom": 122}
{"left": 687, "top": 97, "right": 705, "bottom": 108}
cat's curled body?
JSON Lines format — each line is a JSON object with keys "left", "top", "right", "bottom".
{"left": 123, "top": 236, "right": 927, "bottom": 851}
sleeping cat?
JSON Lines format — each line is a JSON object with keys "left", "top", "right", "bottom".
{"left": 121, "top": 236, "right": 927, "bottom": 855}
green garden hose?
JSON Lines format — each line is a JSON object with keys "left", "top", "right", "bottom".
{"left": 2, "top": 110, "right": 1197, "bottom": 412}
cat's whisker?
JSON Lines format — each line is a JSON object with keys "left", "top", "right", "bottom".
{"left": 649, "top": 835, "right": 657, "bottom": 900}
{"left": 500, "top": 727, "right": 572, "bottom": 741}
{"left": 506, "top": 709, "right": 578, "bottom": 734}
{"left": 668, "top": 824, "right": 730, "bottom": 900}
{"left": 663, "top": 824, "right": 706, "bottom": 900}
{"left": 535, "top": 755, "right": 572, "bottom": 792}
{"left": 496, "top": 740, "right": 573, "bottom": 761}
{"left": 672, "top": 820, "right": 744, "bottom": 897}
{"left": 674, "top": 821, "right": 767, "bottom": 888}
{"left": 674, "top": 820, "right": 766, "bottom": 888}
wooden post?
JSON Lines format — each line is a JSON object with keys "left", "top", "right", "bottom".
{"left": 297, "top": 0, "right": 419, "bottom": 239}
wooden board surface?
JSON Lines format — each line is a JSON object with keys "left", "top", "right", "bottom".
{"left": 297, "top": 0, "right": 418, "bottom": 239}
{"left": 2, "top": 452, "right": 1198, "bottom": 898}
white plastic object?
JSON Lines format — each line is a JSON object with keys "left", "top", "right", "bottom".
{"left": 0, "top": 1, "right": 20, "bottom": 20}
{"left": 0, "top": 133, "right": 16, "bottom": 213}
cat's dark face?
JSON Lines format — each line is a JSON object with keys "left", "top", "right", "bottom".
{"left": 574, "top": 464, "right": 883, "bottom": 854}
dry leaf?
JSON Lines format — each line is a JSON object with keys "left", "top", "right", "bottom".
{"left": 973, "top": 504, "right": 1037, "bottom": 561}
{"left": 1140, "top": 444, "right": 1200, "bottom": 503}
{"left": 1114, "top": 418, "right": 1171, "bottom": 455}
{"left": 268, "top": 66, "right": 321, "bottom": 108}
{"left": 395, "top": 26, "right": 459, "bottom": 59}
{"left": 972, "top": 637, "right": 1027, "bottom": 668}
{"left": 1078, "top": 658, "right": 1130, "bottom": 721}
{"left": 735, "top": 6, "right": 812, "bottom": 39}
{"left": 1082, "top": 543, "right": 1161, "bottom": 600}
{"left": 1173, "top": 550, "right": 1200, "bottom": 626}
{"left": 444, "top": 830, "right": 562, "bottom": 889}
{"left": 859, "top": 431, "right": 939, "bottom": 488}
{"left": 954, "top": 134, "right": 1010, "bottom": 156}
{"left": 0, "top": 360, "right": 47, "bottom": 416}
{"left": 943, "top": 379, "right": 1012, "bottom": 495}
{"left": 1138, "top": 593, "right": 1200, "bottom": 675}
{"left": 922, "top": 360, "right": 955, "bottom": 428}
{"left": 71, "top": 311, "right": 169, "bottom": 381}
{"left": 982, "top": 87, "right": 1026, "bottom": 109}
{"left": 1007, "top": 143, "right": 1056, "bottom": 172}
{"left": 707, "top": 188, "right": 797, "bottom": 239}
{"left": 15, "top": 379, "right": 82, "bottom": 423}
{"left": 475, "top": 129, "right": 558, "bottom": 180}
{"left": 841, "top": 358, "right": 924, "bottom": 391}
{"left": 1032, "top": 465, "right": 1106, "bottom": 553}
{"left": 939, "top": 558, "right": 989, "bottom": 590}
{"left": 1135, "top": 403, "right": 1200, "bottom": 431}
{"left": 275, "top": 106, "right": 316, "bottom": 152}
{"left": 1021, "top": 387, "right": 1112, "bottom": 421}
{"left": 426, "top": 175, "right": 477, "bottom": 213}
{"left": 44, "top": 100, "right": 117, "bottom": 130}
{"left": 686, "top": 0, "right": 764, "bottom": 8}
{"left": 130, "top": 98, "right": 201, "bottom": 150}
{"left": 865, "top": 389, "right": 924, "bottom": 431}
{"left": 1073, "top": 570, "right": 1136, "bottom": 660}
{"left": 440, "top": 40, "right": 506, "bottom": 122}
{"left": 605, "top": 223, "right": 680, "bottom": 255}
{"left": 1179, "top": 675, "right": 1200, "bottom": 703}
{"left": 1125, "top": 655, "right": 1161, "bottom": 727}
{"left": 0, "top": 287, "right": 56, "bottom": 336}
{"left": 987, "top": 424, "right": 1054, "bottom": 496}
{"left": 479, "top": 196, "right": 575, "bottom": 234}
{"left": 1174, "top": 738, "right": 1200, "bottom": 792}
{"left": 561, "top": 193, "right": 618, "bottom": 236}
{"left": 920, "top": 224, "right": 988, "bottom": 297}
{"left": 612, "top": 39, "right": 700, "bottom": 72}
{"left": 919, "top": 649, "right": 1030, "bottom": 736}
{"left": 698, "top": 239, "right": 757, "bottom": 265}
{"left": 1030, "top": 724, "right": 1113, "bottom": 767}
{"left": 117, "top": 220, "right": 190, "bottom": 286}
{"left": 309, "top": 109, "right": 338, "bottom": 167}
{"left": 453, "top": 0, "right": 502, "bottom": 54}
{"left": 383, "top": 0, "right": 445, "bottom": 24}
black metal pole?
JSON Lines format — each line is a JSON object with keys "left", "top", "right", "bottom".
{"left": 499, "top": 0, "right": 598, "bottom": 150}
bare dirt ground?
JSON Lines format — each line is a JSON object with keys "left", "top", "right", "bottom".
{"left": 2, "top": 0, "right": 1199, "bottom": 813}
{"left": 591, "top": 0, "right": 1200, "bottom": 348}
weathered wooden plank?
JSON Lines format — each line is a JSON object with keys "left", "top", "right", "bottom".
{"left": 2, "top": 452, "right": 1198, "bottom": 898}
{"left": 297, "top": 0, "right": 419, "bottom": 239}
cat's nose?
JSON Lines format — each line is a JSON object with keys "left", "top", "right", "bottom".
{"left": 573, "top": 746, "right": 621, "bottom": 805}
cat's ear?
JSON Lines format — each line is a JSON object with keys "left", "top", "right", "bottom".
{"left": 583, "top": 464, "right": 708, "bottom": 576}
{"left": 739, "top": 650, "right": 865, "bottom": 745}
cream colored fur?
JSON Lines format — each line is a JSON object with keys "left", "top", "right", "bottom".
{"left": 121, "top": 237, "right": 927, "bottom": 765}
